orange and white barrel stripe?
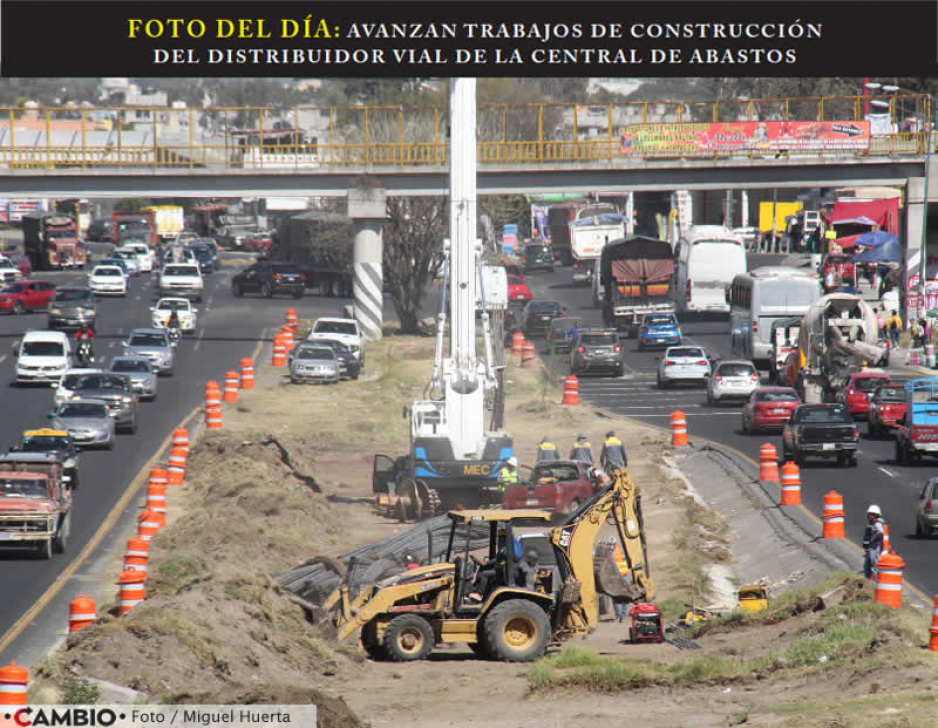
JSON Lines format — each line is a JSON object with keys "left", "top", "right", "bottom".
{"left": 224, "top": 370, "right": 239, "bottom": 403}
{"left": 759, "top": 443, "right": 779, "bottom": 483}
{"left": 118, "top": 570, "right": 146, "bottom": 615}
{"left": 205, "top": 381, "right": 221, "bottom": 407}
{"left": 780, "top": 462, "right": 801, "bottom": 505}
{"left": 240, "top": 358, "right": 255, "bottom": 389}
{"left": 670, "top": 411, "right": 688, "bottom": 447}
{"left": 0, "top": 662, "right": 28, "bottom": 706}
{"left": 167, "top": 447, "right": 187, "bottom": 485}
{"left": 124, "top": 536, "right": 150, "bottom": 574}
{"left": 285, "top": 308, "right": 299, "bottom": 334}
{"left": 137, "top": 509, "right": 163, "bottom": 541}
{"left": 272, "top": 335, "right": 287, "bottom": 367}
{"left": 205, "top": 404, "right": 222, "bottom": 430}
{"left": 171, "top": 428, "right": 190, "bottom": 456}
{"left": 146, "top": 480, "right": 166, "bottom": 514}
{"left": 874, "top": 552, "right": 904, "bottom": 609}
{"left": 929, "top": 595, "right": 938, "bottom": 653}
{"left": 822, "top": 491, "right": 845, "bottom": 538}
{"left": 68, "top": 595, "right": 96, "bottom": 633}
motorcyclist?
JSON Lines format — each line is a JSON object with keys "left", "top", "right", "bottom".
{"left": 166, "top": 308, "right": 182, "bottom": 340}
{"left": 75, "top": 324, "right": 95, "bottom": 365}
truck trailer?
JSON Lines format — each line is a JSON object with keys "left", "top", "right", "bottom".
{"left": 600, "top": 236, "right": 675, "bottom": 332}
{"left": 22, "top": 212, "right": 85, "bottom": 271}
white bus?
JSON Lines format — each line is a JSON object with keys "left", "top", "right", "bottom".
{"left": 675, "top": 225, "right": 747, "bottom": 314}
{"left": 729, "top": 267, "right": 821, "bottom": 364}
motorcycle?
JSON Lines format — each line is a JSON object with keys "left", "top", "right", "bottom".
{"left": 76, "top": 340, "right": 94, "bottom": 367}
{"left": 167, "top": 325, "right": 181, "bottom": 345}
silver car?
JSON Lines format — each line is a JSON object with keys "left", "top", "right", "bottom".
{"left": 50, "top": 399, "right": 115, "bottom": 450}
{"left": 657, "top": 346, "right": 712, "bottom": 388}
{"left": 123, "top": 328, "right": 175, "bottom": 376}
{"left": 109, "top": 356, "right": 158, "bottom": 401}
{"left": 289, "top": 344, "right": 341, "bottom": 384}
{"left": 707, "top": 359, "right": 760, "bottom": 404}
{"left": 917, "top": 479, "right": 938, "bottom": 538}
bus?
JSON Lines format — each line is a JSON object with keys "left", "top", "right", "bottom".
{"left": 729, "top": 267, "right": 820, "bottom": 364}
{"left": 675, "top": 225, "right": 747, "bottom": 314}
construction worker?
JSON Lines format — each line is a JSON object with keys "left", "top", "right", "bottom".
{"left": 591, "top": 467, "right": 612, "bottom": 489}
{"left": 610, "top": 537, "right": 630, "bottom": 621}
{"left": 569, "top": 434, "right": 593, "bottom": 464}
{"left": 862, "top": 504, "right": 886, "bottom": 580}
{"left": 497, "top": 457, "right": 519, "bottom": 493}
{"left": 600, "top": 430, "right": 628, "bottom": 473}
{"left": 536, "top": 436, "right": 559, "bottom": 462}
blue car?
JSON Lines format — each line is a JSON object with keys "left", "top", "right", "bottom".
{"left": 638, "top": 312, "right": 682, "bottom": 350}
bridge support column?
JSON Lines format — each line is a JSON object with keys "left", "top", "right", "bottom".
{"left": 348, "top": 184, "right": 387, "bottom": 341}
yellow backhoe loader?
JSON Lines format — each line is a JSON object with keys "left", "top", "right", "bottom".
{"left": 321, "top": 468, "right": 654, "bottom": 662}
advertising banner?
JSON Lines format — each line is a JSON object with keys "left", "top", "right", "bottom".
{"left": 619, "top": 120, "right": 870, "bottom": 155}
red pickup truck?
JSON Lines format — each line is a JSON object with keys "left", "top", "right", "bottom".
{"left": 503, "top": 460, "right": 599, "bottom": 516}
{"left": 867, "top": 384, "right": 908, "bottom": 438}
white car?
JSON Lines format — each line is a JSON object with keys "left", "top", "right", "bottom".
{"left": 158, "top": 263, "right": 203, "bottom": 301}
{"left": 88, "top": 265, "right": 127, "bottom": 296}
{"left": 657, "top": 346, "right": 712, "bottom": 388}
{"left": 706, "top": 359, "right": 761, "bottom": 404}
{"left": 111, "top": 249, "right": 141, "bottom": 276}
{"left": 14, "top": 330, "right": 72, "bottom": 385}
{"left": 117, "top": 243, "right": 153, "bottom": 273}
{"left": 150, "top": 297, "right": 197, "bottom": 333}
{"left": 308, "top": 318, "right": 364, "bottom": 365}
{"left": 0, "top": 257, "right": 23, "bottom": 283}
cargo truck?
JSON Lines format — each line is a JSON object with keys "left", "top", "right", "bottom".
{"left": 112, "top": 211, "right": 159, "bottom": 248}
{"left": 22, "top": 212, "right": 85, "bottom": 271}
{"left": 0, "top": 452, "right": 72, "bottom": 559}
{"left": 600, "top": 236, "right": 675, "bottom": 332}
{"left": 142, "top": 205, "right": 185, "bottom": 242}
{"left": 277, "top": 211, "right": 353, "bottom": 298}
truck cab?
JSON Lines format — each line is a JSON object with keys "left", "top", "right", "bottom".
{"left": 895, "top": 378, "right": 938, "bottom": 464}
{"left": 0, "top": 453, "right": 72, "bottom": 558}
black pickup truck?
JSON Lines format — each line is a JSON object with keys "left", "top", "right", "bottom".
{"left": 781, "top": 403, "right": 859, "bottom": 467}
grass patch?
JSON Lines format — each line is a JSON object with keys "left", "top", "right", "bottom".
{"left": 151, "top": 553, "right": 209, "bottom": 595}
{"left": 753, "top": 691, "right": 938, "bottom": 727}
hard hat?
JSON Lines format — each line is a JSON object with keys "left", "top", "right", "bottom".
{"left": 577, "top": 434, "right": 588, "bottom": 442}
{"left": 606, "top": 430, "right": 616, "bottom": 438}
{"left": 867, "top": 504, "right": 882, "bottom": 516}
{"left": 507, "top": 457, "right": 518, "bottom": 467}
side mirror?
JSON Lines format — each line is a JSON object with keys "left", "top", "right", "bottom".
{"left": 148, "top": 307, "right": 155, "bottom": 313}
{"left": 46, "top": 412, "right": 54, "bottom": 419}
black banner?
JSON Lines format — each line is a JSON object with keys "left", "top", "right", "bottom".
{"left": 1, "top": 1, "right": 937, "bottom": 78}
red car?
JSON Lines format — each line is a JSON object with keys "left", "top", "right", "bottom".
{"left": 503, "top": 460, "right": 598, "bottom": 516}
{"left": 837, "top": 372, "right": 891, "bottom": 419}
{"left": 242, "top": 233, "right": 273, "bottom": 252}
{"left": 3, "top": 252, "right": 32, "bottom": 278}
{"left": 507, "top": 274, "right": 532, "bottom": 302}
{"left": 867, "top": 384, "right": 907, "bottom": 438}
{"left": 820, "top": 253, "right": 855, "bottom": 287}
{"left": 741, "top": 387, "right": 801, "bottom": 433}
{"left": 0, "top": 280, "right": 56, "bottom": 314}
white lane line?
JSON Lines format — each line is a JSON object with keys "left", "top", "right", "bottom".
{"left": 878, "top": 466, "right": 898, "bottom": 478}
{"left": 117, "top": 328, "right": 124, "bottom": 335}
{"left": 0, "top": 355, "right": 6, "bottom": 364}
{"left": 193, "top": 328, "right": 205, "bottom": 352}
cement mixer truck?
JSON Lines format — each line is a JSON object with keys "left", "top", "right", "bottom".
{"left": 793, "top": 293, "right": 890, "bottom": 404}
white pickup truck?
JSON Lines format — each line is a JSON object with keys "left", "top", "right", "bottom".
{"left": 158, "top": 264, "right": 204, "bottom": 302}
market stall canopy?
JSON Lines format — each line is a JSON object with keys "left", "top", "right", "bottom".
{"left": 829, "top": 197, "right": 900, "bottom": 235}
{"left": 853, "top": 230, "right": 899, "bottom": 249}
{"left": 853, "top": 238, "right": 901, "bottom": 263}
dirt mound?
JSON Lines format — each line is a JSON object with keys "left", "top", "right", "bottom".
{"left": 50, "top": 433, "right": 365, "bottom": 714}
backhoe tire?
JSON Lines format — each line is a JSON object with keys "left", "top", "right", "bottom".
{"left": 383, "top": 614, "right": 434, "bottom": 662}
{"left": 361, "top": 620, "right": 387, "bottom": 661}
{"left": 483, "top": 599, "right": 551, "bottom": 662}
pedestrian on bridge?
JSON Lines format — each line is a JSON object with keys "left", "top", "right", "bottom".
{"left": 862, "top": 504, "right": 886, "bottom": 580}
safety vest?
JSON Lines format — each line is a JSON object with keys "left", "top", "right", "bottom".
{"left": 571, "top": 442, "right": 592, "bottom": 462}
{"left": 613, "top": 545, "right": 631, "bottom": 576}
{"left": 605, "top": 436, "right": 622, "bottom": 448}
{"left": 537, "top": 442, "right": 559, "bottom": 461}
{"left": 497, "top": 467, "right": 518, "bottom": 492}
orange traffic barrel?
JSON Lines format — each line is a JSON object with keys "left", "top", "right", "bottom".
{"left": 822, "top": 491, "right": 845, "bottom": 539}
{"left": 561, "top": 375, "right": 579, "bottom": 406}
{"left": 123, "top": 536, "right": 150, "bottom": 574}
{"left": 779, "top": 462, "right": 801, "bottom": 505}
{"left": 118, "top": 570, "right": 146, "bottom": 615}
{"left": 280, "top": 326, "right": 295, "bottom": 352}
{"left": 670, "top": 411, "right": 688, "bottom": 447}
{"left": 146, "top": 478, "right": 166, "bottom": 514}
{"left": 167, "top": 447, "right": 187, "bottom": 486}
{"left": 0, "top": 662, "right": 28, "bottom": 706}
{"left": 205, "top": 381, "right": 221, "bottom": 408}
{"left": 240, "top": 358, "right": 255, "bottom": 390}
{"left": 171, "top": 428, "right": 189, "bottom": 456}
{"left": 68, "top": 595, "right": 96, "bottom": 633}
{"left": 137, "top": 508, "right": 164, "bottom": 541}
{"left": 758, "top": 443, "right": 779, "bottom": 483}
{"left": 874, "top": 551, "right": 904, "bottom": 609}
{"left": 285, "top": 308, "right": 299, "bottom": 334}
{"left": 272, "top": 335, "right": 287, "bottom": 367}
{"left": 223, "top": 370, "right": 240, "bottom": 403}
{"left": 521, "top": 341, "right": 537, "bottom": 368}
{"left": 929, "top": 595, "right": 938, "bottom": 653}
{"left": 511, "top": 332, "right": 525, "bottom": 356}
{"left": 205, "top": 404, "right": 223, "bottom": 430}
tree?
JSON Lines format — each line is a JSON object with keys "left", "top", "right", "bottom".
{"left": 382, "top": 196, "right": 448, "bottom": 334}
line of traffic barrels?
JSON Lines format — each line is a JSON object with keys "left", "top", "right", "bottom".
{"left": 202, "top": 356, "right": 256, "bottom": 431}
{"left": 272, "top": 311, "right": 298, "bottom": 367}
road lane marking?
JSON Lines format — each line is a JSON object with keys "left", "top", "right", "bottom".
{"left": 194, "top": 328, "right": 205, "bottom": 352}
{"left": 878, "top": 466, "right": 898, "bottom": 478}
{"left": 0, "top": 355, "right": 5, "bottom": 364}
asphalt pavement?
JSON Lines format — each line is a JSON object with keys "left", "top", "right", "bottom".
{"left": 521, "top": 255, "right": 938, "bottom": 601}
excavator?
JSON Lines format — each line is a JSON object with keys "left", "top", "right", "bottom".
{"left": 322, "top": 468, "right": 654, "bottom": 662}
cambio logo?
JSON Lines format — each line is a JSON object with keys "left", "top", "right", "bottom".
{"left": 11, "top": 708, "right": 119, "bottom": 727}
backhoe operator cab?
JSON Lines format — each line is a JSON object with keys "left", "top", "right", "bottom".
{"left": 323, "top": 468, "right": 654, "bottom": 663}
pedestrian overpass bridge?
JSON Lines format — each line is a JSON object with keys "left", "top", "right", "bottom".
{"left": 0, "top": 94, "right": 932, "bottom": 199}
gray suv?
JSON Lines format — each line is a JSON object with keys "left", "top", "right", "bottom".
{"left": 47, "top": 287, "right": 97, "bottom": 331}
{"left": 123, "top": 328, "right": 175, "bottom": 376}
{"left": 570, "top": 329, "right": 625, "bottom": 377}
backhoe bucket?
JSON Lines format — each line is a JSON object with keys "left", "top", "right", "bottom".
{"left": 594, "top": 549, "right": 645, "bottom": 602}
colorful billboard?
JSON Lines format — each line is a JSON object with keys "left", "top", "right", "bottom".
{"left": 619, "top": 121, "right": 871, "bottom": 155}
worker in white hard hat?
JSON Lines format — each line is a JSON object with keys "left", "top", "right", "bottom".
{"left": 862, "top": 504, "right": 886, "bottom": 580}
{"left": 497, "top": 456, "right": 519, "bottom": 494}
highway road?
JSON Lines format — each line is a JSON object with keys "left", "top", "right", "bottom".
{"left": 0, "top": 246, "right": 370, "bottom": 644}
{"left": 521, "top": 255, "right": 938, "bottom": 600}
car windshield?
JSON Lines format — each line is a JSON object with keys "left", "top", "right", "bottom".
{"left": 718, "top": 363, "right": 755, "bottom": 377}
{"left": 507, "top": 275, "right": 525, "bottom": 286}
{"left": 70, "top": 374, "right": 124, "bottom": 390}
{"left": 129, "top": 333, "right": 168, "bottom": 347}
{"left": 94, "top": 268, "right": 121, "bottom": 277}
{"left": 271, "top": 264, "right": 300, "bottom": 274}
{"left": 756, "top": 390, "right": 799, "bottom": 403}
{"left": 112, "top": 360, "right": 151, "bottom": 373}
{"left": 298, "top": 347, "right": 335, "bottom": 360}
{"left": 2, "top": 283, "right": 24, "bottom": 293}
{"left": 20, "top": 435, "right": 70, "bottom": 451}
{"left": 878, "top": 386, "right": 905, "bottom": 402}
{"left": 314, "top": 321, "right": 357, "bottom": 335}
{"left": 53, "top": 289, "right": 93, "bottom": 303}
{"left": 191, "top": 248, "right": 212, "bottom": 260}
{"left": 525, "top": 247, "right": 550, "bottom": 259}
{"left": 532, "top": 464, "right": 580, "bottom": 482}
{"left": 0, "top": 259, "right": 16, "bottom": 269}
{"left": 308, "top": 338, "right": 349, "bottom": 354}
{"left": 164, "top": 266, "right": 199, "bottom": 277}
{"left": 795, "top": 405, "right": 849, "bottom": 423}
{"left": 21, "top": 341, "right": 64, "bottom": 357}
{"left": 58, "top": 402, "right": 107, "bottom": 418}
{"left": 580, "top": 334, "right": 617, "bottom": 346}
{"left": 157, "top": 300, "right": 188, "bottom": 311}
{"left": 667, "top": 347, "right": 704, "bottom": 358}
{"left": 528, "top": 302, "right": 561, "bottom": 313}
{"left": 115, "top": 251, "right": 135, "bottom": 260}
{"left": 645, "top": 315, "right": 676, "bottom": 326}
{"left": 0, "top": 477, "right": 48, "bottom": 498}
{"left": 854, "top": 378, "right": 888, "bottom": 393}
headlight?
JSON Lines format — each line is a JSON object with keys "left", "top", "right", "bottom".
{"left": 122, "top": 396, "right": 133, "bottom": 403}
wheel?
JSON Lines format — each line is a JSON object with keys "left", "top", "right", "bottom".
{"left": 106, "top": 438, "right": 115, "bottom": 451}
{"left": 836, "top": 453, "right": 847, "bottom": 467}
{"left": 615, "top": 366, "right": 624, "bottom": 377}
{"left": 361, "top": 621, "right": 388, "bottom": 660}
{"left": 232, "top": 281, "right": 243, "bottom": 297}
{"left": 53, "top": 512, "right": 70, "bottom": 554}
{"left": 916, "top": 518, "right": 924, "bottom": 538}
{"left": 848, "top": 453, "right": 858, "bottom": 468}
{"left": 383, "top": 614, "right": 434, "bottom": 662}
{"left": 706, "top": 390, "right": 714, "bottom": 405}
{"left": 483, "top": 599, "right": 551, "bottom": 662}
{"left": 262, "top": 282, "right": 273, "bottom": 298}
{"left": 895, "top": 440, "right": 906, "bottom": 465}
{"left": 13, "top": 301, "right": 25, "bottom": 314}
{"left": 742, "top": 416, "right": 750, "bottom": 434}
{"left": 37, "top": 536, "right": 53, "bottom": 560}
{"left": 867, "top": 422, "right": 878, "bottom": 439}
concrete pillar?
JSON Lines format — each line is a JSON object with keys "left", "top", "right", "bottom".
{"left": 348, "top": 185, "right": 387, "bottom": 341}
{"left": 740, "top": 190, "right": 749, "bottom": 227}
